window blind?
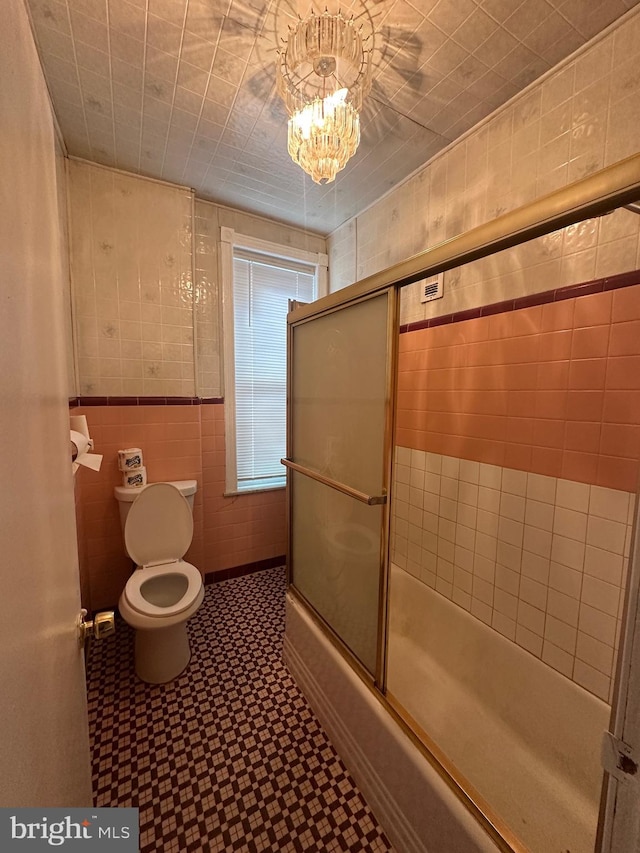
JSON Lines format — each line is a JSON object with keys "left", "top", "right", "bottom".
{"left": 233, "top": 249, "right": 316, "bottom": 490}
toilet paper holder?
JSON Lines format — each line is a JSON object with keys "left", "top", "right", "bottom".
{"left": 69, "top": 418, "right": 103, "bottom": 473}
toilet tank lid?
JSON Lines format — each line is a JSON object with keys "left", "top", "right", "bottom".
{"left": 114, "top": 479, "right": 197, "bottom": 502}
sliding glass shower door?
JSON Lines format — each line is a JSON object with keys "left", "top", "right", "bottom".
{"left": 284, "top": 290, "right": 397, "bottom": 679}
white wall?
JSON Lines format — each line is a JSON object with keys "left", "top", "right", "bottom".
{"left": 67, "top": 161, "right": 327, "bottom": 399}
{"left": 328, "top": 8, "right": 640, "bottom": 324}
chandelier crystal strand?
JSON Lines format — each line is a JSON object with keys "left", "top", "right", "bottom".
{"left": 276, "top": 9, "right": 372, "bottom": 184}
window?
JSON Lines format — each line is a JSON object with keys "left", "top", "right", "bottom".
{"left": 221, "top": 228, "right": 327, "bottom": 494}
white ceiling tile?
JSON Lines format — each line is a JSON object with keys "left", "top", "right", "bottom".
{"left": 428, "top": 38, "right": 469, "bottom": 76}
{"left": 206, "top": 75, "right": 238, "bottom": 108}
{"left": 29, "top": 0, "right": 72, "bottom": 35}
{"left": 109, "top": 29, "right": 146, "bottom": 65}
{"left": 145, "top": 45, "right": 180, "bottom": 82}
{"left": 73, "top": 0, "right": 106, "bottom": 21}
{"left": 69, "top": 8, "right": 109, "bottom": 50}
{"left": 211, "top": 48, "right": 248, "bottom": 87}
{"left": 181, "top": 31, "right": 217, "bottom": 72}
{"left": 480, "top": 0, "right": 523, "bottom": 24}
{"left": 527, "top": 12, "right": 575, "bottom": 56}
{"left": 33, "top": 25, "right": 75, "bottom": 61}
{"left": 173, "top": 87, "right": 204, "bottom": 115}
{"left": 542, "top": 29, "right": 585, "bottom": 65}
{"left": 147, "top": 0, "right": 188, "bottom": 27}
{"left": 144, "top": 75, "right": 174, "bottom": 103}
{"left": 176, "top": 61, "right": 210, "bottom": 95}
{"left": 146, "top": 13, "right": 183, "bottom": 54}
{"left": 453, "top": 8, "right": 499, "bottom": 52}
{"left": 184, "top": 2, "right": 223, "bottom": 43}
{"left": 142, "top": 96, "right": 171, "bottom": 123}
{"left": 169, "top": 111, "right": 199, "bottom": 135}
{"left": 48, "top": 76, "right": 84, "bottom": 104}
{"left": 504, "top": 0, "right": 552, "bottom": 41}
{"left": 75, "top": 42, "right": 111, "bottom": 77}
{"left": 108, "top": 0, "right": 146, "bottom": 40}
{"left": 42, "top": 53, "right": 79, "bottom": 85}
{"left": 142, "top": 115, "right": 170, "bottom": 137}
{"left": 427, "top": 0, "right": 477, "bottom": 35}
{"left": 78, "top": 67, "right": 112, "bottom": 100}
{"left": 111, "top": 57, "right": 143, "bottom": 90}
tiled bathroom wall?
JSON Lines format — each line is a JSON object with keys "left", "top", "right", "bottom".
{"left": 391, "top": 279, "right": 640, "bottom": 703}
{"left": 74, "top": 402, "right": 286, "bottom": 610}
{"left": 68, "top": 159, "right": 195, "bottom": 397}
{"left": 328, "top": 7, "right": 640, "bottom": 317}
{"left": 397, "top": 279, "right": 640, "bottom": 493}
{"left": 392, "top": 449, "right": 633, "bottom": 703}
{"left": 67, "top": 160, "right": 323, "bottom": 609}
{"left": 68, "top": 159, "right": 326, "bottom": 398}
{"left": 194, "top": 202, "right": 222, "bottom": 398}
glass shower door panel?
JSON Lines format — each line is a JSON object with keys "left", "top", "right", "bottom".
{"left": 291, "top": 470, "right": 383, "bottom": 674}
{"left": 289, "top": 291, "right": 392, "bottom": 676}
{"left": 291, "top": 292, "right": 389, "bottom": 497}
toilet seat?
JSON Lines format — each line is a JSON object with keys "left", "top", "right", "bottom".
{"left": 123, "top": 482, "right": 202, "bottom": 618}
{"left": 124, "top": 560, "right": 202, "bottom": 618}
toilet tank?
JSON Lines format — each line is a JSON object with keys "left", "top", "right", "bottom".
{"left": 114, "top": 480, "right": 197, "bottom": 532}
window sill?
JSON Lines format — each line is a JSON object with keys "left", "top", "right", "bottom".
{"left": 223, "top": 485, "right": 286, "bottom": 498}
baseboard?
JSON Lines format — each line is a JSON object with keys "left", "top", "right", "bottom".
{"left": 204, "top": 555, "right": 285, "bottom": 585}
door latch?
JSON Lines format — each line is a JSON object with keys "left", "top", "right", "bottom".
{"left": 77, "top": 608, "right": 116, "bottom": 647}
{"left": 601, "top": 731, "right": 639, "bottom": 784}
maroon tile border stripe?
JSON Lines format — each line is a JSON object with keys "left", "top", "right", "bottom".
{"left": 69, "top": 396, "right": 224, "bottom": 407}
{"left": 399, "top": 268, "right": 640, "bottom": 334}
{"left": 204, "top": 555, "right": 286, "bottom": 586}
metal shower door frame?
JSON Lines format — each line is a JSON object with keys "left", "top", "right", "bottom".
{"left": 284, "top": 286, "right": 400, "bottom": 690}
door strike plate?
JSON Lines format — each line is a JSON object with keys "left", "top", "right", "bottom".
{"left": 601, "top": 731, "right": 639, "bottom": 784}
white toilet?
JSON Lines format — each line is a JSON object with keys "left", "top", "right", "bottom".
{"left": 115, "top": 480, "right": 204, "bottom": 684}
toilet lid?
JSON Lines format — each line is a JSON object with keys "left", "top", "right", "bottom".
{"left": 124, "top": 482, "right": 193, "bottom": 567}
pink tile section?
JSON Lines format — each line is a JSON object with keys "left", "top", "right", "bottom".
{"left": 74, "top": 403, "right": 286, "bottom": 610}
{"left": 200, "top": 405, "right": 286, "bottom": 579}
{"left": 397, "top": 281, "right": 640, "bottom": 492}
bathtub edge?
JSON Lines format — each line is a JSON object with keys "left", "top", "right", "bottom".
{"left": 283, "top": 591, "right": 503, "bottom": 853}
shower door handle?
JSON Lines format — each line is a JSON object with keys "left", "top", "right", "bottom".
{"left": 281, "top": 458, "right": 387, "bottom": 506}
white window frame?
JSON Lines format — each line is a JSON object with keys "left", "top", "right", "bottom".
{"left": 220, "top": 226, "right": 328, "bottom": 495}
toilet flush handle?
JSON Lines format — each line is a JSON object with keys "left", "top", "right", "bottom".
{"left": 77, "top": 608, "right": 116, "bottom": 647}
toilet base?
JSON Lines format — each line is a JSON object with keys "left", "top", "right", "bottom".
{"left": 134, "top": 622, "right": 191, "bottom": 684}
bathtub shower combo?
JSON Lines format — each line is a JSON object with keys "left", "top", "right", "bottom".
{"left": 282, "top": 157, "right": 640, "bottom": 853}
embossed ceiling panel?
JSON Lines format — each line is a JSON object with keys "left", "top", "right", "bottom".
{"left": 26, "top": 0, "right": 640, "bottom": 234}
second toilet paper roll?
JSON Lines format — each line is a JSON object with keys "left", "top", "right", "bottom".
{"left": 122, "top": 466, "right": 147, "bottom": 488}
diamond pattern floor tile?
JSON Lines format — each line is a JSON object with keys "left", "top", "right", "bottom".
{"left": 86, "top": 567, "right": 395, "bottom": 852}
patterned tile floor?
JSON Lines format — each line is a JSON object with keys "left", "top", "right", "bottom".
{"left": 86, "top": 567, "right": 395, "bottom": 852}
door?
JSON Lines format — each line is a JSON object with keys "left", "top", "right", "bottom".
{"left": 598, "top": 486, "right": 640, "bottom": 852}
{"left": 285, "top": 289, "right": 397, "bottom": 681}
{"left": 0, "top": 1, "right": 92, "bottom": 807}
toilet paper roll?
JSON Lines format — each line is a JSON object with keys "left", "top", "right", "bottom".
{"left": 70, "top": 429, "right": 90, "bottom": 459}
{"left": 70, "top": 414, "right": 90, "bottom": 439}
{"left": 118, "top": 448, "right": 144, "bottom": 471}
{"left": 122, "top": 466, "right": 147, "bottom": 488}
{"left": 70, "top": 429, "right": 103, "bottom": 474}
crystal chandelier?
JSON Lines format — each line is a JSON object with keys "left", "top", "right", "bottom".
{"left": 276, "top": 9, "right": 373, "bottom": 184}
